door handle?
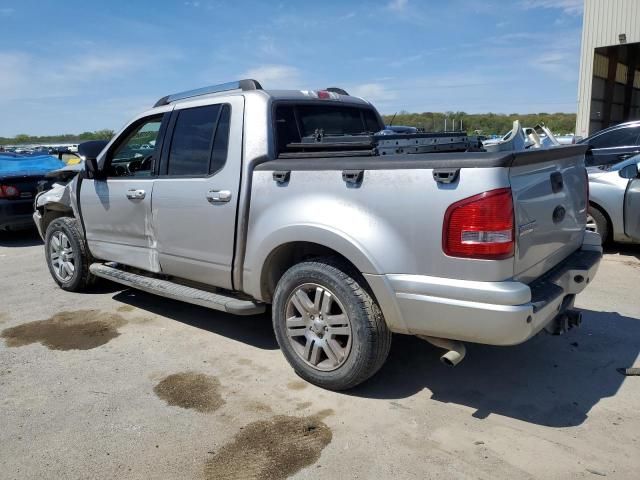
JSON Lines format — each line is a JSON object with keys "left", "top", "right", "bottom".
{"left": 206, "top": 190, "right": 232, "bottom": 203}
{"left": 126, "top": 189, "right": 146, "bottom": 200}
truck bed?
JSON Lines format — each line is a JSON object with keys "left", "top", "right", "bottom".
{"left": 245, "top": 145, "right": 589, "bottom": 291}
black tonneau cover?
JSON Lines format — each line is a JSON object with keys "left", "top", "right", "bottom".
{"left": 256, "top": 145, "right": 589, "bottom": 171}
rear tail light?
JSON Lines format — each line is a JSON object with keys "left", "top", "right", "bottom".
{"left": 0, "top": 185, "right": 20, "bottom": 199}
{"left": 443, "top": 188, "right": 515, "bottom": 259}
{"left": 584, "top": 167, "right": 589, "bottom": 207}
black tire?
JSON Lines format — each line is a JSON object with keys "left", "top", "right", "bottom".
{"left": 272, "top": 258, "right": 392, "bottom": 390}
{"left": 587, "top": 206, "right": 609, "bottom": 244}
{"left": 45, "top": 217, "right": 95, "bottom": 291}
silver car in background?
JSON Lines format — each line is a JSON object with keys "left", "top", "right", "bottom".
{"left": 587, "top": 155, "right": 640, "bottom": 244}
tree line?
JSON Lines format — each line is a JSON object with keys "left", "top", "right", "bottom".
{"left": 381, "top": 112, "right": 577, "bottom": 135}
{"left": 0, "top": 129, "right": 115, "bottom": 146}
{"left": 1, "top": 111, "right": 579, "bottom": 145}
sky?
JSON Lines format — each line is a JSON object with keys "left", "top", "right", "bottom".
{"left": 0, "top": 0, "right": 584, "bottom": 136}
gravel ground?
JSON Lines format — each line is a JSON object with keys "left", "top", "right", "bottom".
{"left": 1, "top": 229, "right": 639, "bottom": 479}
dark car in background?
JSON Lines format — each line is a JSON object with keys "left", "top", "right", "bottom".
{"left": 0, "top": 152, "right": 65, "bottom": 231}
{"left": 580, "top": 120, "right": 640, "bottom": 166}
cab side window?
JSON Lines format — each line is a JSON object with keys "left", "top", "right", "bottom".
{"left": 107, "top": 116, "right": 164, "bottom": 178}
{"left": 166, "top": 104, "right": 231, "bottom": 176}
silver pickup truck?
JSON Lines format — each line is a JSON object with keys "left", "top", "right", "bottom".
{"left": 34, "top": 79, "right": 602, "bottom": 390}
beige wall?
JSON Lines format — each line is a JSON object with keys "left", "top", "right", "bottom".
{"left": 576, "top": 0, "right": 640, "bottom": 137}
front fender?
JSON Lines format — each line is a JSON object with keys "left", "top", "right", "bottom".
{"left": 35, "top": 182, "right": 72, "bottom": 210}
{"left": 33, "top": 176, "right": 82, "bottom": 238}
{"left": 588, "top": 173, "right": 627, "bottom": 239}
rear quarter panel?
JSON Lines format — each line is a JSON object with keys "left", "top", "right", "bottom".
{"left": 243, "top": 166, "right": 513, "bottom": 300}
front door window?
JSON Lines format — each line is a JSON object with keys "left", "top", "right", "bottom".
{"left": 108, "top": 117, "right": 163, "bottom": 177}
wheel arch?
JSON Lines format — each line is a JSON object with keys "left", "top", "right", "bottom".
{"left": 39, "top": 205, "right": 74, "bottom": 236}
{"left": 244, "top": 224, "right": 384, "bottom": 303}
{"left": 257, "top": 240, "right": 376, "bottom": 304}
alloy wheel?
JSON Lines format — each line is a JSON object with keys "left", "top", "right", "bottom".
{"left": 49, "top": 231, "right": 75, "bottom": 282}
{"left": 284, "top": 283, "right": 353, "bottom": 371}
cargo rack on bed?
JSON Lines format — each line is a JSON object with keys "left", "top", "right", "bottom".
{"left": 279, "top": 130, "right": 483, "bottom": 159}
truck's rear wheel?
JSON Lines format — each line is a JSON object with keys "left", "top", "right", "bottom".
{"left": 272, "top": 258, "right": 391, "bottom": 390}
{"left": 45, "top": 217, "right": 95, "bottom": 292}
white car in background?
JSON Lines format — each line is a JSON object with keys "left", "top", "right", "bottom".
{"left": 587, "top": 155, "right": 640, "bottom": 244}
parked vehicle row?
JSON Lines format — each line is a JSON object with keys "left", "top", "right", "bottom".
{"left": 1, "top": 144, "right": 80, "bottom": 155}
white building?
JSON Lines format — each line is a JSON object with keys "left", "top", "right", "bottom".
{"left": 576, "top": 0, "right": 640, "bottom": 137}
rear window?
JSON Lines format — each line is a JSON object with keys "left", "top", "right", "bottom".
{"left": 275, "top": 104, "right": 382, "bottom": 153}
{"left": 166, "top": 104, "right": 231, "bottom": 176}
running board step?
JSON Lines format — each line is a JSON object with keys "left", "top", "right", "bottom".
{"left": 89, "top": 263, "right": 265, "bottom": 316}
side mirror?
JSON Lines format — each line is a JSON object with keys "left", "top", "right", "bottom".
{"left": 618, "top": 162, "right": 639, "bottom": 179}
{"left": 84, "top": 157, "right": 103, "bottom": 180}
{"left": 79, "top": 140, "right": 109, "bottom": 180}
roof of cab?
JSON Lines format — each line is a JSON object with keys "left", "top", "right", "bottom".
{"left": 151, "top": 79, "right": 371, "bottom": 110}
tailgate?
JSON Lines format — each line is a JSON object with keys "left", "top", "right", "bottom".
{"left": 509, "top": 145, "right": 589, "bottom": 282}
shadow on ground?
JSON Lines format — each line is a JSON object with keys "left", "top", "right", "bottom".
{"left": 350, "top": 308, "right": 640, "bottom": 427}
{"left": 0, "top": 228, "right": 42, "bottom": 248}
{"left": 604, "top": 243, "right": 640, "bottom": 261}
{"left": 111, "top": 282, "right": 639, "bottom": 427}
{"left": 112, "top": 289, "right": 277, "bottom": 350}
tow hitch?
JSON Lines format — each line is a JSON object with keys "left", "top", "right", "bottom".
{"left": 545, "top": 309, "right": 583, "bottom": 335}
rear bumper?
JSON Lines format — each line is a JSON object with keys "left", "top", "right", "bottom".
{"left": 365, "top": 232, "right": 602, "bottom": 346}
{"left": 0, "top": 198, "right": 36, "bottom": 230}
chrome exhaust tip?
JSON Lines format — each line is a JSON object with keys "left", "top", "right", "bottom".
{"left": 419, "top": 336, "right": 467, "bottom": 367}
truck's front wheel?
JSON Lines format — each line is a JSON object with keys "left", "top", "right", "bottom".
{"left": 45, "top": 217, "right": 95, "bottom": 292}
{"left": 272, "top": 258, "right": 391, "bottom": 390}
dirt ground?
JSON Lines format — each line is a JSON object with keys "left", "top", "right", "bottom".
{"left": 1, "top": 229, "right": 639, "bottom": 479}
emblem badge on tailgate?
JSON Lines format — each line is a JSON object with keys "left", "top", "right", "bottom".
{"left": 518, "top": 220, "right": 537, "bottom": 236}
